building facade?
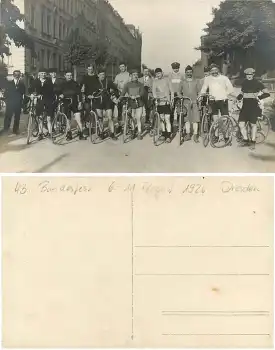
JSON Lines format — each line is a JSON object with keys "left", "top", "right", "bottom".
{"left": 5, "top": 0, "right": 142, "bottom": 80}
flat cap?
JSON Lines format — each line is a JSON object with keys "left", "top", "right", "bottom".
{"left": 171, "top": 62, "right": 180, "bottom": 69}
{"left": 244, "top": 68, "right": 255, "bottom": 74}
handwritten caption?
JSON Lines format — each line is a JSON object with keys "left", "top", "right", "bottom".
{"left": 14, "top": 180, "right": 260, "bottom": 197}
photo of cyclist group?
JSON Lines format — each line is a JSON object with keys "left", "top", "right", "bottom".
{"left": 0, "top": 60, "right": 274, "bottom": 172}
{"left": 1, "top": 0, "right": 275, "bottom": 172}
{"left": 0, "top": 62, "right": 272, "bottom": 147}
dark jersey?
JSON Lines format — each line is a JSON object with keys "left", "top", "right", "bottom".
{"left": 60, "top": 80, "right": 81, "bottom": 99}
{"left": 241, "top": 79, "right": 265, "bottom": 94}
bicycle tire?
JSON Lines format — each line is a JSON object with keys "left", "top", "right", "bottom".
{"left": 123, "top": 111, "right": 135, "bottom": 143}
{"left": 52, "top": 112, "right": 69, "bottom": 144}
{"left": 209, "top": 116, "right": 233, "bottom": 148}
{"left": 153, "top": 112, "right": 161, "bottom": 146}
{"left": 26, "top": 113, "right": 38, "bottom": 144}
{"left": 178, "top": 112, "right": 183, "bottom": 146}
{"left": 257, "top": 114, "right": 270, "bottom": 142}
{"left": 201, "top": 113, "right": 210, "bottom": 147}
{"left": 90, "top": 111, "right": 100, "bottom": 144}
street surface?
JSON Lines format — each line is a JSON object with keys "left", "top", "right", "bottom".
{"left": 0, "top": 110, "right": 275, "bottom": 173}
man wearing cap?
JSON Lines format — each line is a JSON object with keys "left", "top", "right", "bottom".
{"left": 237, "top": 67, "right": 270, "bottom": 150}
{"left": 120, "top": 69, "right": 145, "bottom": 140}
{"left": 179, "top": 65, "right": 201, "bottom": 143}
{"left": 152, "top": 68, "right": 173, "bottom": 143}
{"left": 29, "top": 68, "right": 55, "bottom": 139}
{"left": 92, "top": 68, "right": 119, "bottom": 141}
{"left": 168, "top": 62, "right": 185, "bottom": 126}
{"left": 200, "top": 63, "right": 234, "bottom": 124}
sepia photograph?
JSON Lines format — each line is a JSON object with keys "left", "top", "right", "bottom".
{"left": 0, "top": 0, "right": 275, "bottom": 172}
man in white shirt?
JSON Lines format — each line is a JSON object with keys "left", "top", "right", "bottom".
{"left": 114, "top": 62, "right": 131, "bottom": 126}
{"left": 114, "top": 62, "right": 130, "bottom": 93}
{"left": 200, "top": 64, "right": 234, "bottom": 122}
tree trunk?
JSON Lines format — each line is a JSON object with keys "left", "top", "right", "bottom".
{"left": 73, "top": 65, "right": 77, "bottom": 80}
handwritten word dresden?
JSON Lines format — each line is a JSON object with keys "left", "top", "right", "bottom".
{"left": 221, "top": 181, "right": 260, "bottom": 193}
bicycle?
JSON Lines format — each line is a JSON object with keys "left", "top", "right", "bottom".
{"left": 199, "top": 93, "right": 215, "bottom": 147}
{"left": 0, "top": 89, "right": 5, "bottom": 111}
{"left": 82, "top": 92, "right": 103, "bottom": 143}
{"left": 151, "top": 98, "right": 172, "bottom": 146}
{"left": 121, "top": 96, "right": 139, "bottom": 143}
{"left": 176, "top": 96, "right": 192, "bottom": 146}
{"left": 228, "top": 99, "right": 271, "bottom": 145}
{"left": 51, "top": 97, "right": 71, "bottom": 145}
{"left": 26, "top": 95, "right": 50, "bottom": 144}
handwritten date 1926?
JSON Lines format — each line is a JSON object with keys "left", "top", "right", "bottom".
{"left": 182, "top": 184, "right": 205, "bottom": 195}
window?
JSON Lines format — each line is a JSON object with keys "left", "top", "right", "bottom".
{"left": 59, "top": 54, "right": 62, "bottom": 71}
{"left": 59, "top": 21, "right": 62, "bottom": 39}
{"left": 47, "top": 11, "right": 51, "bottom": 35}
{"left": 63, "top": 23, "right": 66, "bottom": 39}
{"left": 41, "top": 6, "right": 45, "bottom": 32}
{"left": 53, "top": 17, "right": 56, "bottom": 37}
{"left": 41, "top": 49, "right": 45, "bottom": 67}
{"left": 47, "top": 50, "right": 51, "bottom": 68}
{"left": 30, "top": 5, "right": 35, "bottom": 27}
{"left": 52, "top": 53, "right": 57, "bottom": 68}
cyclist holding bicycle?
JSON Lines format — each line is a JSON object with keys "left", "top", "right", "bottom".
{"left": 59, "top": 71, "right": 86, "bottom": 141}
{"left": 200, "top": 64, "right": 234, "bottom": 142}
{"left": 29, "top": 68, "right": 55, "bottom": 140}
{"left": 168, "top": 62, "right": 185, "bottom": 127}
{"left": 237, "top": 67, "right": 270, "bottom": 150}
{"left": 91, "top": 68, "right": 119, "bottom": 141}
{"left": 179, "top": 65, "right": 201, "bottom": 143}
{"left": 119, "top": 69, "right": 145, "bottom": 140}
{"left": 152, "top": 68, "right": 173, "bottom": 143}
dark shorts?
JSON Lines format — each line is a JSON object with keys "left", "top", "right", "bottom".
{"left": 239, "top": 99, "right": 261, "bottom": 124}
{"left": 157, "top": 103, "right": 171, "bottom": 115}
{"left": 36, "top": 99, "right": 55, "bottom": 117}
{"left": 62, "top": 99, "right": 79, "bottom": 117}
{"left": 93, "top": 96, "right": 114, "bottom": 111}
{"left": 210, "top": 99, "right": 229, "bottom": 116}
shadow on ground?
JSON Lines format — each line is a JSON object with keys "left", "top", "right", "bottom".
{"left": 34, "top": 153, "right": 69, "bottom": 173}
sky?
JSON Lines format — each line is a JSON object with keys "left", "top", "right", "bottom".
{"left": 109, "top": 0, "right": 222, "bottom": 72}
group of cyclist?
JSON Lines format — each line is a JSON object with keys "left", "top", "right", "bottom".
{"left": 20, "top": 60, "right": 272, "bottom": 149}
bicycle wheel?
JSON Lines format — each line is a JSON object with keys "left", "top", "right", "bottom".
{"left": 26, "top": 113, "right": 38, "bottom": 145}
{"left": 209, "top": 116, "right": 233, "bottom": 148}
{"left": 123, "top": 112, "right": 134, "bottom": 143}
{"left": 153, "top": 112, "right": 161, "bottom": 146}
{"left": 52, "top": 112, "right": 69, "bottom": 144}
{"left": 42, "top": 113, "right": 49, "bottom": 137}
{"left": 201, "top": 113, "right": 210, "bottom": 147}
{"left": 178, "top": 112, "right": 184, "bottom": 146}
{"left": 90, "top": 112, "right": 102, "bottom": 144}
{"left": 257, "top": 115, "right": 270, "bottom": 142}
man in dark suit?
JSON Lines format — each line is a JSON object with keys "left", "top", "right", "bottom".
{"left": 29, "top": 68, "right": 55, "bottom": 139}
{"left": 3, "top": 70, "right": 26, "bottom": 135}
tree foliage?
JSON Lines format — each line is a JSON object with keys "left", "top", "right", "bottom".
{"left": 64, "top": 24, "right": 112, "bottom": 72}
{"left": 199, "top": 0, "right": 275, "bottom": 70}
{"left": 0, "top": 0, "right": 34, "bottom": 57}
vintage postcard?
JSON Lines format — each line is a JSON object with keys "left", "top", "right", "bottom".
{"left": 1, "top": 0, "right": 275, "bottom": 173}
{"left": 2, "top": 176, "right": 274, "bottom": 347}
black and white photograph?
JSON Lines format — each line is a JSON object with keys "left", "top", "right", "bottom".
{"left": 0, "top": 0, "right": 275, "bottom": 172}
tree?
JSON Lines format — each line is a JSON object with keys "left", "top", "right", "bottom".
{"left": 198, "top": 0, "right": 275, "bottom": 74}
{"left": 0, "top": 0, "right": 34, "bottom": 58}
{"left": 63, "top": 13, "right": 112, "bottom": 79}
